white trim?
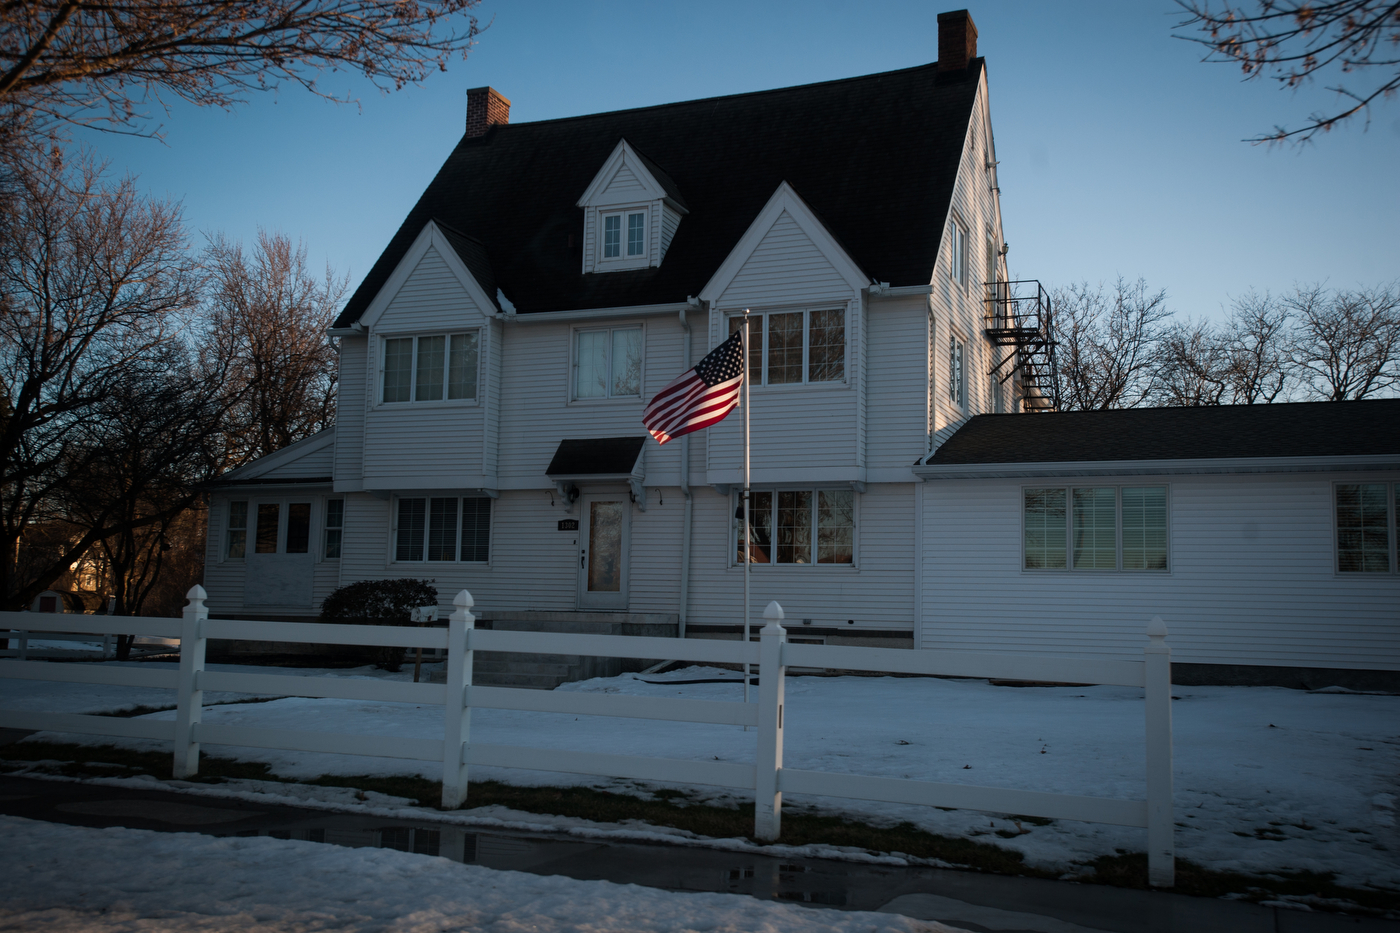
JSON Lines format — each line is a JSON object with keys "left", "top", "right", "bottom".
{"left": 498, "top": 302, "right": 690, "bottom": 323}
{"left": 698, "top": 181, "right": 870, "bottom": 304}
{"left": 915, "top": 454, "right": 1400, "bottom": 480}
{"left": 358, "top": 221, "right": 497, "bottom": 331}
{"left": 576, "top": 139, "right": 673, "bottom": 209}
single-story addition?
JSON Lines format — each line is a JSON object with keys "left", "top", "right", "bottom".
{"left": 913, "top": 400, "right": 1400, "bottom": 690}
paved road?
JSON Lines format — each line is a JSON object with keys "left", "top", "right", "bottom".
{"left": 0, "top": 773, "right": 1394, "bottom": 933}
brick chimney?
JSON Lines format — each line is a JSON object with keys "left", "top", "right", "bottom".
{"left": 465, "top": 86, "right": 510, "bottom": 137}
{"left": 937, "top": 10, "right": 978, "bottom": 71}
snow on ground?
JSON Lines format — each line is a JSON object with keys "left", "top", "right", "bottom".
{"left": 0, "top": 815, "right": 960, "bottom": 932}
{"left": 9, "top": 663, "right": 1400, "bottom": 890}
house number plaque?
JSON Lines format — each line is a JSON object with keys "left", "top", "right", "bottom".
{"left": 558, "top": 519, "right": 579, "bottom": 531}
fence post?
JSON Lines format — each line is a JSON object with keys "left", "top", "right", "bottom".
{"left": 1143, "top": 616, "right": 1174, "bottom": 887}
{"left": 441, "top": 589, "right": 474, "bottom": 809}
{"left": 173, "top": 585, "right": 209, "bottom": 779}
{"left": 754, "top": 600, "right": 786, "bottom": 841}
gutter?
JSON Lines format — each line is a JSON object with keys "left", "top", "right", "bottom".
{"left": 913, "top": 453, "right": 1400, "bottom": 480}
{"left": 496, "top": 301, "right": 693, "bottom": 324}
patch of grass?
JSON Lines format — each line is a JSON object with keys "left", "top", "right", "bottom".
{"left": 91, "top": 695, "right": 289, "bottom": 719}
{"left": 1, "top": 741, "right": 276, "bottom": 783}
{"left": 1087, "top": 853, "right": 1400, "bottom": 913}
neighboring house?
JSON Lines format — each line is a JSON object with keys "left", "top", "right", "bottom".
{"left": 204, "top": 11, "right": 1023, "bottom": 657}
{"left": 914, "top": 402, "right": 1400, "bottom": 687}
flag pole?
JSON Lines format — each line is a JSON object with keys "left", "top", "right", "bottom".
{"left": 743, "top": 308, "right": 751, "bottom": 713}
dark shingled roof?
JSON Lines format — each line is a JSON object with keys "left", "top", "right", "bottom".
{"left": 335, "top": 60, "right": 983, "bottom": 326}
{"left": 546, "top": 437, "right": 648, "bottom": 476}
{"left": 926, "top": 400, "right": 1400, "bottom": 465}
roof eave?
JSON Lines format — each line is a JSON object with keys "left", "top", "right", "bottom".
{"left": 913, "top": 453, "right": 1400, "bottom": 480}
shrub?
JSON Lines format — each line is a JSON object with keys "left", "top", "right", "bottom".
{"left": 318, "top": 579, "right": 438, "bottom": 671}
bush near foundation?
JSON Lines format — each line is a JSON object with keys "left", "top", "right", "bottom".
{"left": 318, "top": 579, "right": 438, "bottom": 671}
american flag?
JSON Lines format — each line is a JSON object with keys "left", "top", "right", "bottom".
{"left": 643, "top": 329, "right": 745, "bottom": 444}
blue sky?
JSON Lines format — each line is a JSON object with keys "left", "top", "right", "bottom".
{"left": 88, "top": 0, "right": 1398, "bottom": 322}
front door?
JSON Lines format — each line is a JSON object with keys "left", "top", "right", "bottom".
{"left": 244, "top": 499, "right": 315, "bottom": 608}
{"left": 577, "top": 494, "right": 629, "bottom": 610}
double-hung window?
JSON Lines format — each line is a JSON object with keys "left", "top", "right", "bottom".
{"left": 381, "top": 332, "right": 479, "bottom": 403}
{"left": 949, "top": 335, "right": 965, "bottom": 408}
{"left": 323, "top": 499, "right": 344, "bottom": 560}
{"left": 1023, "top": 485, "right": 1169, "bottom": 572}
{"left": 1335, "top": 483, "right": 1397, "bottom": 573}
{"left": 395, "top": 496, "right": 492, "bottom": 563}
{"left": 728, "top": 309, "right": 846, "bottom": 386}
{"left": 736, "top": 489, "right": 854, "bottom": 565}
{"left": 574, "top": 326, "right": 642, "bottom": 399}
{"left": 227, "top": 501, "right": 248, "bottom": 559}
{"left": 949, "top": 216, "right": 968, "bottom": 287}
{"left": 601, "top": 209, "right": 647, "bottom": 261}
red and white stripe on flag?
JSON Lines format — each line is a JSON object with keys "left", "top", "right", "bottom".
{"left": 642, "top": 329, "right": 745, "bottom": 444}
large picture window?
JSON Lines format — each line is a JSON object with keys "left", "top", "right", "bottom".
{"left": 395, "top": 496, "right": 492, "bottom": 563}
{"left": 574, "top": 326, "right": 642, "bottom": 399}
{"left": 728, "top": 309, "right": 846, "bottom": 386}
{"left": 1335, "top": 483, "right": 1395, "bottom": 573}
{"left": 1023, "top": 486, "right": 1168, "bottom": 572}
{"left": 736, "top": 489, "right": 854, "bottom": 565}
{"left": 381, "top": 332, "right": 479, "bottom": 404}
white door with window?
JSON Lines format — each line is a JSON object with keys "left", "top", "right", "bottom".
{"left": 244, "top": 499, "right": 315, "bottom": 608}
{"left": 577, "top": 494, "right": 629, "bottom": 610}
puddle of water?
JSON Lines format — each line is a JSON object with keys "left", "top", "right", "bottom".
{"left": 55, "top": 799, "right": 265, "bottom": 826}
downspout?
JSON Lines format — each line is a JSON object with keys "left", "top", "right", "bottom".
{"left": 678, "top": 302, "right": 696, "bottom": 639}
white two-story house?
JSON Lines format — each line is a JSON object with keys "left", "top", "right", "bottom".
{"left": 203, "top": 8, "right": 1399, "bottom": 688}
{"left": 202, "top": 11, "right": 1022, "bottom": 657}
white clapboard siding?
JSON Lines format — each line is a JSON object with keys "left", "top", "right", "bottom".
{"left": 362, "top": 247, "right": 490, "bottom": 484}
{"left": 718, "top": 211, "right": 858, "bottom": 309}
{"left": 660, "top": 205, "right": 681, "bottom": 261}
{"left": 626, "top": 487, "right": 685, "bottom": 616}
{"left": 335, "top": 337, "right": 368, "bottom": 484}
{"left": 494, "top": 317, "right": 688, "bottom": 484}
{"left": 919, "top": 473, "right": 1400, "bottom": 670}
{"left": 602, "top": 163, "right": 646, "bottom": 196}
{"left": 867, "top": 298, "right": 935, "bottom": 471}
{"left": 682, "top": 484, "right": 915, "bottom": 631}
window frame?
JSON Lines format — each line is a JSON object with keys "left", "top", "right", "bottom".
{"left": 570, "top": 324, "right": 645, "bottom": 402}
{"left": 1020, "top": 484, "right": 1171, "bottom": 574}
{"left": 390, "top": 494, "right": 493, "bottom": 565}
{"left": 1333, "top": 481, "right": 1398, "bottom": 574}
{"left": 596, "top": 205, "right": 650, "bottom": 268}
{"left": 730, "top": 487, "right": 859, "bottom": 569}
{"left": 377, "top": 330, "right": 482, "bottom": 407}
{"left": 726, "top": 307, "right": 849, "bottom": 388}
{"left": 949, "top": 215, "right": 969, "bottom": 288}
{"left": 949, "top": 333, "right": 966, "bottom": 410}
{"left": 323, "top": 497, "right": 344, "bottom": 562}
{"left": 225, "top": 500, "right": 248, "bottom": 561}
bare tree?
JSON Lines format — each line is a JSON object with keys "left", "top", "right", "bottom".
{"left": 0, "top": 1, "right": 482, "bottom": 142}
{"left": 1288, "top": 282, "right": 1400, "bottom": 399}
{"left": 1051, "top": 277, "right": 1173, "bottom": 410}
{"left": 1153, "top": 318, "right": 1230, "bottom": 406}
{"left": 1221, "top": 290, "right": 1295, "bottom": 402}
{"left": 0, "top": 145, "right": 204, "bottom": 609}
{"left": 201, "top": 229, "right": 345, "bottom": 467}
{"left": 1176, "top": 1, "right": 1400, "bottom": 144}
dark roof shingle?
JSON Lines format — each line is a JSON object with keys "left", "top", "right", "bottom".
{"left": 926, "top": 401, "right": 1400, "bottom": 465}
{"left": 336, "top": 61, "right": 982, "bottom": 326}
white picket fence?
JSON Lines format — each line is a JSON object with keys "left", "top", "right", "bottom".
{"left": 0, "top": 586, "right": 1176, "bottom": 887}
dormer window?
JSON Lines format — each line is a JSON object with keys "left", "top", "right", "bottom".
{"left": 602, "top": 210, "right": 647, "bottom": 260}
{"left": 577, "top": 139, "right": 687, "bottom": 275}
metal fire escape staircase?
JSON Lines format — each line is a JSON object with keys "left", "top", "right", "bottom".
{"left": 984, "top": 279, "right": 1059, "bottom": 412}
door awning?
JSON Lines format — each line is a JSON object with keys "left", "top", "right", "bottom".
{"left": 545, "top": 437, "right": 648, "bottom": 509}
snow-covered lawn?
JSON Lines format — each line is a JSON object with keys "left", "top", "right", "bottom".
{"left": 0, "top": 815, "right": 957, "bottom": 932}
{"left": 6, "top": 663, "right": 1398, "bottom": 890}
